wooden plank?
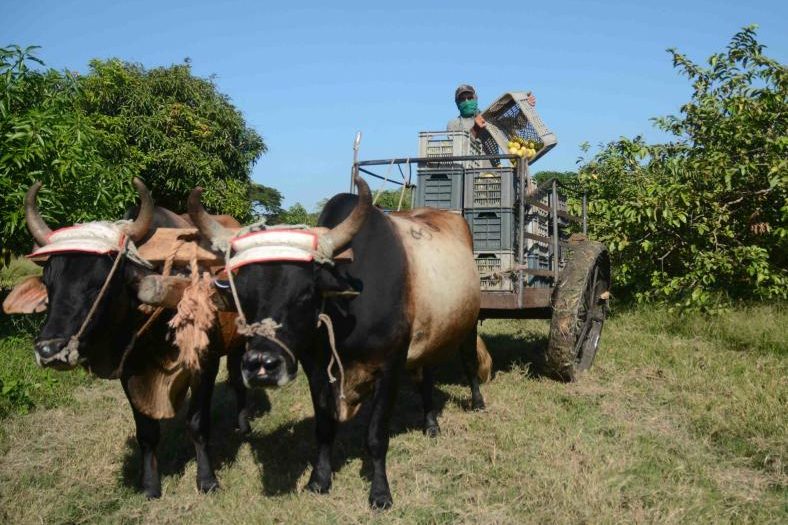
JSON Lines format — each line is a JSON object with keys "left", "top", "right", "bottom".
{"left": 480, "top": 288, "right": 552, "bottom": 310}
{"left": 523, "top": 197, "right": 581, "bottom": 223}
{"left": 522, "top": 231, "right": 570, "bottom": 248}
{"left": 137, "top": 228, "right": 224, "bottom": 265}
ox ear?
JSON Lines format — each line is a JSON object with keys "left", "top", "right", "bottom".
{"left": 3, "top": 275, "right": 48, "bottom": 314}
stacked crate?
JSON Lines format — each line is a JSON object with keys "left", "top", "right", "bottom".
{"left": 463, "top": 167, "right": 519, "bottom": 291}
{"left": 414, "top": 131, "right": 556, "bottom": 291}
{"left": 415, "top": 131, "right": 481, "bottom": 211}
{"left": 463, "top": 168, "right": 552, "bottom": 291}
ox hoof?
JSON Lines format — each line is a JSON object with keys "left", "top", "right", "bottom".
{"left": 236, "top": 415, "right": 251, "bottom": 435}
{"left": 143, "top": 486, "right": 162, "bottom": 500}
{"left": 424, "top": 423, "right": 441, "bottom": 438}
{"left": 471, "top": 398, "right": 486, "bottom": 412}
{"left": 197, "top": 477, "right": 220, "bottom": 494}
{"left": 306, "top": 473, "right": 332, "bottom": 494}
{"left": 369, "top": 491, "right": 393, "bottom": 511}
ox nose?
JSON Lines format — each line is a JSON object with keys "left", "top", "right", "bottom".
{"left": 260, "top": 351, "right": 284, "bottom": 375}
{"left": 35, "top": 339, "right": 67, "bottom": 361}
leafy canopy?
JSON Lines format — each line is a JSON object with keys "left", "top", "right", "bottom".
{"left": 579, "top": 26, "right": 786, "bottom": 309}
{"left": 0, "top": 45, "right": 265, "bottom": 254}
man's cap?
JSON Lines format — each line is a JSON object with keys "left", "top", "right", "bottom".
{"left": 454, "top": 84, "right": 476, "bottom": 101}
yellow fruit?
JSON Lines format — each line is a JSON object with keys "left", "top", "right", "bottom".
{"left": 508, "top": 147, "right": 518, "bottom": 155}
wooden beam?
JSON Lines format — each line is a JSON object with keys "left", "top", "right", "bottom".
{"left": 523, "top": 197, "right": 581, "bottom": 223}
{"left": 137, "top": 275, "right": 235, "bottom": 311}
{"left": 136, "top": 228, "right": 224, "bottom": 265}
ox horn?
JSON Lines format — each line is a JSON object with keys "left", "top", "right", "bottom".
{"left": 188, "top": 187, "right": 233, "bottom": 249}
{"left": 122, "top": 177, "right": 154, "bottom": 242}
{"left": 25, "top": 181, "right": 53, "bottom": 246}
{"left": 318, "top": 175, "right": 372, "bottom": 256}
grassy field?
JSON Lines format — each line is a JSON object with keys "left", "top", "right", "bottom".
{"left": 0, "top": 305, "right": 785, "bottom": 524}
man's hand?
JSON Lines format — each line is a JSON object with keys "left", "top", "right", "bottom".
{"left": 474, "top": 114, "right": 486, "bottom": 129}
{"left": 526, "top": 91, "right": 536, "bottom": 107}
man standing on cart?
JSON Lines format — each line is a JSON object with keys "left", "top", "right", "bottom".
{"left": 448, "top": 84, "right": 536, "bottom": 166}
{"left": 448, "top": 84, "right": 536, "bottom": 136}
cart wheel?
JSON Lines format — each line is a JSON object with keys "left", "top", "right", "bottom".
{"left": 545, "top": 239, "right": 610, "bottom": 382}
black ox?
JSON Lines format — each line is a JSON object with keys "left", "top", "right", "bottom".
{"left": 189, "top": 175, "right": 490, "bottom": 509}
{"left": 20, "top": 178, "right": 248, "bottom": 498}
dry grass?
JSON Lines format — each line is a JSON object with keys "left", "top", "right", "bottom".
{"left": 0, "top": 305, "right": 786, "bottom": 524}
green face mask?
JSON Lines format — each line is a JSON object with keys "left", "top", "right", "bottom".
{"left": 458, "top": 99, "right": 478, "bottom": 117}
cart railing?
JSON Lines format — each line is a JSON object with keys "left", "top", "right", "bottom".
{"left": 353, "top": 154, "right": 587, "bottom": 307}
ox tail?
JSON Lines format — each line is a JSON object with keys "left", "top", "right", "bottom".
{"left": 476, "top": 335, "right": 492, "bottom": 383}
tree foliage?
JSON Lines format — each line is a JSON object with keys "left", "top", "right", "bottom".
{"left": 0, "top": 45, "right": 265, "bottom": 254}
{"left": 373, "top": 187, "right": 412, "bottom": 211}
{"left": 579, "top": 27, "right": 787, "bottom": 309}
{"left": 249, "top": 182, "right": 284, "bottom": 221}
{"left": 533, "top": 170, "right": 578, "bottom": 189}
{"left": 274, "top": 203, "right": 318, "bottom": 226}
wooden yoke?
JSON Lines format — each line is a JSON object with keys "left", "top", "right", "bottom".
{"left": 138, "top": 275, "right": 235, "bottom": 311}
{"left": 135, "top": 228, "right": 353, "bottom": 311}
{"left": 136, "top": 228, "right": 228, "bottom": 265}
{"left": 136, "top": 228, "right": 236, "bottom": 311}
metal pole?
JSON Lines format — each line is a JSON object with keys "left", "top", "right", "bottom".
{"left": 350, "top": 131, "right": 362, "bottom": 193}
{"left": 518, "top": 160, "right": 527, "bottom": 307}
{"left": 552, "top": 179, "right": 559, "bottom": 281}
{"left": 582, "top": 192, "right": 588, "bottom": 236}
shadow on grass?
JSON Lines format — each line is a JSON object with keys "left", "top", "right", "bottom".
{"left": 245, "top": 377, "right": 455, "bottom": 496}
{"left": 120, "top": 379, "right": 272, "bottom": 490}
{"left": 244, "top": 330, "right": 551, "bottom": 496}
{"left": 118, "top": 325, "right": 544, "bottom": 497}
{"left": 480, "top": 327, "right": 550, "bottom": 380}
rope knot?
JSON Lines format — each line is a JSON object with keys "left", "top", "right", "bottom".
{"left": 236, "top": 317, "right": 282, "bottom": 339}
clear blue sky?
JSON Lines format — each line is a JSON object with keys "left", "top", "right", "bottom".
{"left": 5, "top": 1, "right": 787, "bottom": 209}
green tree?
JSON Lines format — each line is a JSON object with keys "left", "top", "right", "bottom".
{"left": 579, "top": 26, "right": 787, "bottom": 309}
{"left": 275, "top": 203, "right": 316, "bottom": 226}
{"left": 78, "top": 58, "right": 265, "bottom": 219}
{"left": 373, "top": 187, "right": 412, "bottom": 211}
{"left": 533, "top": 170, "right": 578, "bottom": 190}
{"left": 0, "top": 45, "right": 131, "bottom": 256}
{"left": 249, "top": 183, "right": 283, "bottom": 221}
{"left": 0, "top": 46, "right": 265, "bottom": 255}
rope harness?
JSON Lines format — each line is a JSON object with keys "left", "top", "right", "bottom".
{"left": 64, "top": 237, "right": 130, "bottom": 365}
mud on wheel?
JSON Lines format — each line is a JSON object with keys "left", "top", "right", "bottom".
{"left": 545, "top": 238, "right": 611, "bottom": 382}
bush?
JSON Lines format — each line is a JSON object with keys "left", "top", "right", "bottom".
{"left": 0, "top": 46, "right": 265, "bottom": 255}
{"left": 579, "top": 26, "right": 787, "bottom": 309}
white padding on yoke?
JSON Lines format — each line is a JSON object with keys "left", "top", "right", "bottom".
{"left": 28, "top": 223, "right": 126, "bottom": 259}
{"left": 227, "top": 230, "right": 319, "bottom": 271}
{"left": 232, "top": 229, "right": 317, "bottom": 253}
{"left": 228, "top": 245, "right": 314, "bottom": 270}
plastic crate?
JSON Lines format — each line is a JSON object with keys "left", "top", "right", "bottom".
{"left": 463, "top": 167, "right": 517, "bottom": 208}
{"left": 475, "top": 251, "right": 515, "bottom": 292}
{"left": 414, "top": 169, "right": 463, "bottom": 210}
{"left": 418, "top": 130, "right": 482, "bottom": 169}
{"left": 524, "top": 250, "right": 552, "bottom": 288}
{"left": 464, "top": 208, "right": 514, "bottom": 251}
{"left": 481, "top": 92, "right": 558, "bottom": 164}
